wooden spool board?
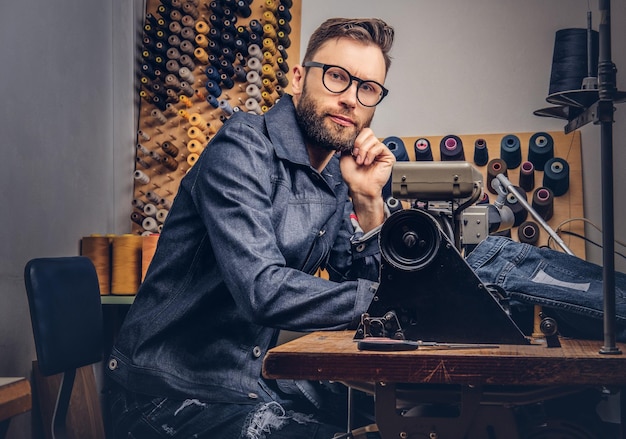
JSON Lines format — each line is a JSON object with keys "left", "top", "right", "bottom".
{"left": 389, "top": 131, "right": 585, "bottom": 258}
{"left": 132, "top": 0, "right": 301, "bottom": 235}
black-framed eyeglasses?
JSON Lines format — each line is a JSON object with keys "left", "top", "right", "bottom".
{"left": 303, "top": 61, "right": 389, "bottom": 107}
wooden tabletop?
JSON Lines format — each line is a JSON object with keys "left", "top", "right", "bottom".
{"left": 263, "top": 331, "right": 626, "bottom": 387}
{"left": 0, "top": 377, "right": 31, "bottom": 422}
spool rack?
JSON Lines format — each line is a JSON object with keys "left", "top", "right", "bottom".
{"left": 131, "top": 0, "right": 301, "bottom": 235}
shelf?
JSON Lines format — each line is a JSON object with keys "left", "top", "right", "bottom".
{"left": 101, "top": 295, "right": 135, "bottom": 305}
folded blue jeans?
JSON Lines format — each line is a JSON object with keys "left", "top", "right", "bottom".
{"left": 465, "top": 236, "right": 626, "bottom": 341}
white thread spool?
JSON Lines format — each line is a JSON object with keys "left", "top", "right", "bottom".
{"left": 136, "top": 143, "right": 150, "bottom": 155}
{"left": 151, "top": 109, "right": 167, "bottom": 124}
{"left": 133, "top": 170, "right": 150, "bottom": 185}
{"left": 143, "top": 203, "right": 158, "bottom": 217}
{"left": 179, "top": 67, "right": 195, "bottom": 83}
{"left": 160, "top": 197, "right": 173, "bottom": 209}
{"left": 245, "top": 98, "right": 263, "bottom": 115}
{"left": 146, "top": 191, "right": 161, "bottom": 204}
{"left": 132, "top": 198, "right": 146, "bottom": 210}
{"left": 248, "top": 44, "right": 263, "bottom": 60}
{"left": 246, "top": 84, "right": 262, "bottom": 102}
{"left": 246, "top": 70, "right": 263, "bottom": 88}
{"left": 142, "top": 216, "right": 159, "bottom": 232}
{"left": 247, "top": 57, "right": 262, "bottom": 72}
{"left": 156, "top": 209, "right": 169, "bottom": 223}
{"left": 137, "top": 130, "right": 150, "bottom": 141}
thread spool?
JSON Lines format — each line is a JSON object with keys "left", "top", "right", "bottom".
{"left": 245, "top": 97, "right": 263, "bottom": 115}
{"left": 188, "top": 126, "right": 207, "bottom": 143}
{"left": 486, "top": 158, "right": 508, "bottom": 194}
{"left": 80, "top": 235, "right": 111, "bottom": 295}
{"left": 141, "top": 234, "right": 160, "bottom": 282}
{"left": 246, "top": 70, "right": 263, "bottom": 87}
{"left": 142, "top": 216, "right": 159, "bottom": 232}
{"left": 500, "top": 134, "right": 522, "bottom": 169}
{"left": 187, "top": 139, "right": 204, "bottom": 154}
{"left": 162, "top": 155, "right": 179, "bottom": 172}
{"left": 133, "top": 170, "right": 150, "bottom": 185}
{"left": 219, "top": 99, "right": 234, "bottom": 116}
{"left": 528, "top": 132, "right": 554, "bottom": 170}
{"left": 439, "top": 135, "right": 465, "bottom": 161}
{"left": 504, "top": 186, "right": 528, "bottom": 227}
{"left": 131, "top": 211, "right": 146, "bottom": 226}
{"left": 156, "top": 209, "right": 169, "bottom": 223}
{"left": 187, "top": 153, "right": 200, "bottom": 166}
{"left": 382, "top": 137, "right": 409, "bottom": 161}
{"left": 518, "top": 161, "right": 535, "bottom": 193}
{"left": 543, "top": 157, "right": 570, "bottom": 196}
{"left": 413, "top": 138, "right": 433, "bottom": 161}
{"left": 132, "top": 198, "right": 146, "bottom": 210}
{"left": 247, "top": 57, "right": 262, "bottom": 73}
{"left": 161, "top": 141, "right": 179, "bottom": 157}
{"left": 143, "top": 203, "right": 158, "bottom": 217}
{"left": 473, "top": 138, "right": 489, "bottom": 166}
{"left": 246, "top": 84, "right": 262, "bottom": 102}
{"left": 111, "top": 234, "right": 142, "bottom": 295}
{"left": 532, "top": 187, "right": 554, "bottom": 221}
{"left": 382, "top": 137, "right": 409, "bottom": 199}
{"left": 189, "top": 113, "right": 208, "bottom": 130}
{"left": 517, "top": 221, "right": 540, "bottom": 246}
{"left": 548, "top": 28, "right": 598, "bottom": 96}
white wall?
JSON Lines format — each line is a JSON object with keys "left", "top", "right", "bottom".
{"left": 0, "top": 1, "right": 624, "bottom": 438}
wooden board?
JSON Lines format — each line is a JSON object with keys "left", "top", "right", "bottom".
{"left": 263, "top": 331, "right": 626, "bottom": 386}
{"left": 132, "top": 0, "right": 301, "bottom": 235}
{"left": 387, "top": 131, "right": 585, "bottom": 258}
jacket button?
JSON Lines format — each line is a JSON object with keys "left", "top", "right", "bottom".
{"left": 355, "top": 243, "right": 366, "bottom": 253}
{"left": 248, "top": 392, "right": 259, "bottom": 399}
{"left": 108, "top": 358, "right": 118, "bottom": 370}
{"left": 252, "top": 346, "right": 262, "bottom": 358}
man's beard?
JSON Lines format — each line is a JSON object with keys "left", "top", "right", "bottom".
{"left": 295, "top": 86, "right": 373, "bottom": 154}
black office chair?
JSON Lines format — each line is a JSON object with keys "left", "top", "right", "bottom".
{"left": 24, "top": 256, "right": 104, "bottom": 439}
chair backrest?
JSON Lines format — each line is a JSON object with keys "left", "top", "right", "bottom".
{"left": 25, "top": 256, "right": 105, "bottom": 439}
{"left": 24, "top": 256, "right": 104, "bottom": 377}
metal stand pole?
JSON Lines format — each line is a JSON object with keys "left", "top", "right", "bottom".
{"left": 597, "top": 0, "right": 621, "bottom": 355}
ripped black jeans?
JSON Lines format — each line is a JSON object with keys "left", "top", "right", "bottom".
{"left": 108, "top": 383, "right": 345, "bottom": 439}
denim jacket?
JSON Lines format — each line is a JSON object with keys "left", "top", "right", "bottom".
{"left": 466, "top": 235, "right": 626, "bottom": 341}
{"left": 107, "top": 95, "right": 381, "bottom": 407}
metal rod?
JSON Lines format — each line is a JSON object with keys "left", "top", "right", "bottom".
{"left": 494, "top": 174, "right": 574, "bottom": 256}
{"left": 597, "top": 0, "right": 620, "bottom": 354}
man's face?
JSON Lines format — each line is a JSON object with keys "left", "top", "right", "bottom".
{"left": 293, "top": 38, "right": 386, "bottom": 153}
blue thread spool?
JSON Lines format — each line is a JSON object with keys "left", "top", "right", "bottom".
{"left": 413, "top": 138, "right": 433, "bottom": 162}
{"left": 528, "top": 132, "right": 554, "bottom": 170}
{"left": 543, "top": 157, "right": 570, "bottom": 196}
{"left": 382, "top": 137, "right": 409, "bottom": 200}
{"left": 473, "top": 138, "right": 489, "bottom": 166}
{"left": 500, "top": 134, "right": 522, "bottom": 169}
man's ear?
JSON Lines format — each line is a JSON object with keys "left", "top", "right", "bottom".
{"left": 291, "top": 64, "right": 305, "bottom": 96}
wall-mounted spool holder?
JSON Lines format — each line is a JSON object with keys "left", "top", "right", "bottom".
{"left": 132, "top": 0, "right": 301, "bottom": 235}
